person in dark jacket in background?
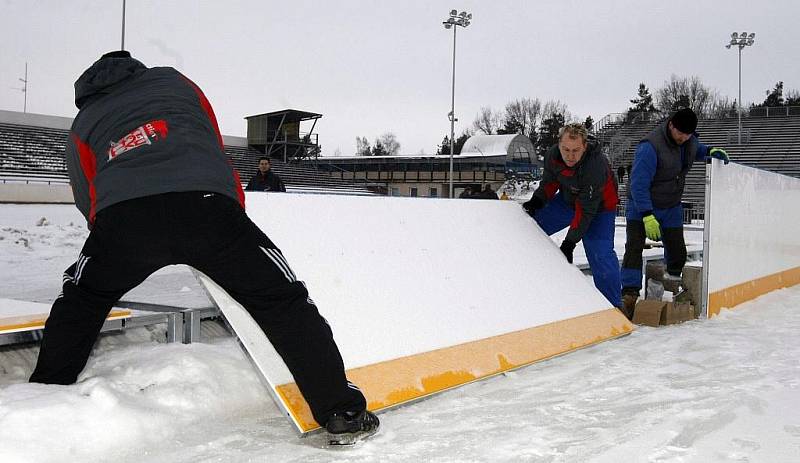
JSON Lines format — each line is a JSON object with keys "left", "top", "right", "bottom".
{"left": 522, "top": 123, "right": 621, "bottom": 308}
{"left": 246, "top": 157, "right": 286, "bottom": 192}
{"left": 29, "top": 51, "right": 377, "bottom": 444}
{"left": 475, "top": 183, "right": 499, "bottom": 199}
{"left": 621, "top": 108, "right": 730, "bottom": 318}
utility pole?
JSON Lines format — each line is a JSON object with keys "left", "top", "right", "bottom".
{"left": 121, "top": 0, "right": 127, "bottom": 50}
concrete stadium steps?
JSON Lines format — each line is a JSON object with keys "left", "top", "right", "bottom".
{"left": 0, "top": 122, "right": 378, "bottom": 196}
{"left": 0, "top": 123, "right": 69, "bottom": 179}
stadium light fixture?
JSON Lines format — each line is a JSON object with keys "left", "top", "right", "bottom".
{"left": 726, "top": 31, "right": 756, "bottom": 144}
{"left": 442, "top": 9, "right": 472, "bottom": 198}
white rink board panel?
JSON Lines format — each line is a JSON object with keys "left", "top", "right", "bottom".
{"left": 706, "top": 159, "right": 800, "bottom": 316}
{"left": 201, "top": 192, "right": 631, "bottom": 433}
{"left": 246, "top": 193, "right": 615, "bottom": 369}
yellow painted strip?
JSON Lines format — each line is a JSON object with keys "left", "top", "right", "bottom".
{"left": 276, "top": 308, "right": 633, "bottom": 432}
{"left": 708, "top": 266, "right": 800, "bottom": 317}
{"left": 0, "top": 309, "right": 131, "bottom": 333}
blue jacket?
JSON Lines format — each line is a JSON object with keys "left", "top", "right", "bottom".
{"left": 627, "top": 128, "right": 709, "bottom": 217}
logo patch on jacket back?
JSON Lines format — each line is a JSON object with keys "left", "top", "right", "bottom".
{"left": 107, "top": 120, "right": 168, "bottom": 161}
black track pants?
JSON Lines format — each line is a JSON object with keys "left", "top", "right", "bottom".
{"left": 29, "top": 191, "right": 365, "bottom": 426}
{"left": 621, "top": 220, "right": 687, "bottom": 292}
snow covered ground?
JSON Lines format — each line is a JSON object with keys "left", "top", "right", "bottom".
{"left": 1, "top": 203, "right": 798, "bottom": 462}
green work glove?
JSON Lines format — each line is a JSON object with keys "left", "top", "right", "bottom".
{"left": 643, "top": 214, "right": 661, "bottom": 241}
{"left": 708, "top": 147, "right": 730, "bottom": 164}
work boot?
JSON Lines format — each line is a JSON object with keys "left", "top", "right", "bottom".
{"left": 662, "top": 273, "right": 682, "bottom": 293}
{"left": 621, "top": 293, "right": 638, "bottom": 321}
{"left": 326, "top": 409, "right": 380, "bottom": 446}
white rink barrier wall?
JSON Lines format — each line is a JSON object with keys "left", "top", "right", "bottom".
{"left": 704, "top": 159, "right": 800, "bottom": 317}
{"left": 0, "top": 182, "right": 73, "bottom": 203}
{"left": 207, "top": 192, "right": 632, "bottom": 433}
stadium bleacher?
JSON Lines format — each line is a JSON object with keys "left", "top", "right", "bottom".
{"left": 0, "top": 117, "right": 378, "bottom": 196}
{"left": 597, "top": 109, "right": 800, "bottom": 218}
{"left": 0, "top": 122, "right": 69, "bottom": 182}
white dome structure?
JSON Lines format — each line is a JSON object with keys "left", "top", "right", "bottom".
{"left": 459, "top": 134, "right": 537, "bottom": 165}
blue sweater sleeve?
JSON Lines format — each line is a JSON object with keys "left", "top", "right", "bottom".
{"left": 630, "top": 141, "right": 657, "bottom": 213}
{"left": 695, "top": 139, "right": 709, "bottom": 161}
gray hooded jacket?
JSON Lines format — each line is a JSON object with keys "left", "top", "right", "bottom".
{"left": 66, "top": 52, "right": 244, "bottom": 224}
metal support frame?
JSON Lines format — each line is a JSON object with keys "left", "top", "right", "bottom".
{"left": 118, "top": 300, "right": 220, "bottom": 344}
{"left": 181, "top": 307, "right": 220, "bottom": 344}
{"left": 700, "top": 158, "right": 714, "bottom": 318}
{"left": 0, "top": 309, "right": 180, "bottom": 347}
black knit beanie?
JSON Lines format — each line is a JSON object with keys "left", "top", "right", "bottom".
{"left": 670, "top": 108, "right": 698, "bottom": 134}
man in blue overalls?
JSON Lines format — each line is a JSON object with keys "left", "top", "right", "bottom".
{"left": 523, "top": 123, "right": 622, "bottom": 309}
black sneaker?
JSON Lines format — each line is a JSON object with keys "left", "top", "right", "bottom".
{"left": 325, "top": 410, "right": 380, "bottom": 446}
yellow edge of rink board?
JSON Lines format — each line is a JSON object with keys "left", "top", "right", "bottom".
{"left": 276, "top": 308, "right": 633, "bottom": 432}
{"left": 0, "top": 309, "right": 131, "bottom": 334}
{"left": 708, "top": 266, "right": 800, "bottom": 318}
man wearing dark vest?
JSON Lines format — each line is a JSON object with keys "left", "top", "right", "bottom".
{"left": 620, "top": 108, "right": 730, "bottom": 319}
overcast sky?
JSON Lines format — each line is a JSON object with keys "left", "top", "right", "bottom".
{"left": 1, "top": 0, "right": 797, "bottom": 156}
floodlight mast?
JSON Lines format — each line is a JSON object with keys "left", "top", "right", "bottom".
{"left": 442, "top": 10, "right": 472, "bottom": 198}
{"left": 121, "top": 0, "right": 127, "bottom": 50}
{"left": 726, "top": 31, "right": 755, "bottom": 144}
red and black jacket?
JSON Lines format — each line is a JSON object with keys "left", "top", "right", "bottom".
{"left": 66, "top": 53, "right": 244, "bottom": 225}
{"left": 532, "top": 142, "right": 618, "bottom": 243}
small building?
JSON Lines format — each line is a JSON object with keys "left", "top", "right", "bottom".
{"left": 245, "top": 109, "right": 321, "bottom": 162}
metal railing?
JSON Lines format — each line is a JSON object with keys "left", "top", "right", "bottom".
{"left": 590, "top": 113, "right": 625, "bottom": 135}
{"left": 745, "top": 105, "right": 800, "bottom": 118}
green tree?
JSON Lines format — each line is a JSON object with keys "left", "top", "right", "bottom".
{"left": 628, "top": 83, "right": 656, "bottom": 113}
{"left": 583, "top": 116, "right": 594, "bottom": 130}
{"left": 536, "top": 112, "right": 566, "bottom": 153}
{"left": 371, "top": 140, "right": 387, "bottom": 156}
{"left": 786, "top": 89, "right": 800, "bottom": 106}
{"left": 438, "top": 130, "right": 473, "bottom": 155}
{"left": 761, "top": 81, "right": 785, "bottom": 107}
{"left": 377, "top": 132, "right": 401, "bottom": 156}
